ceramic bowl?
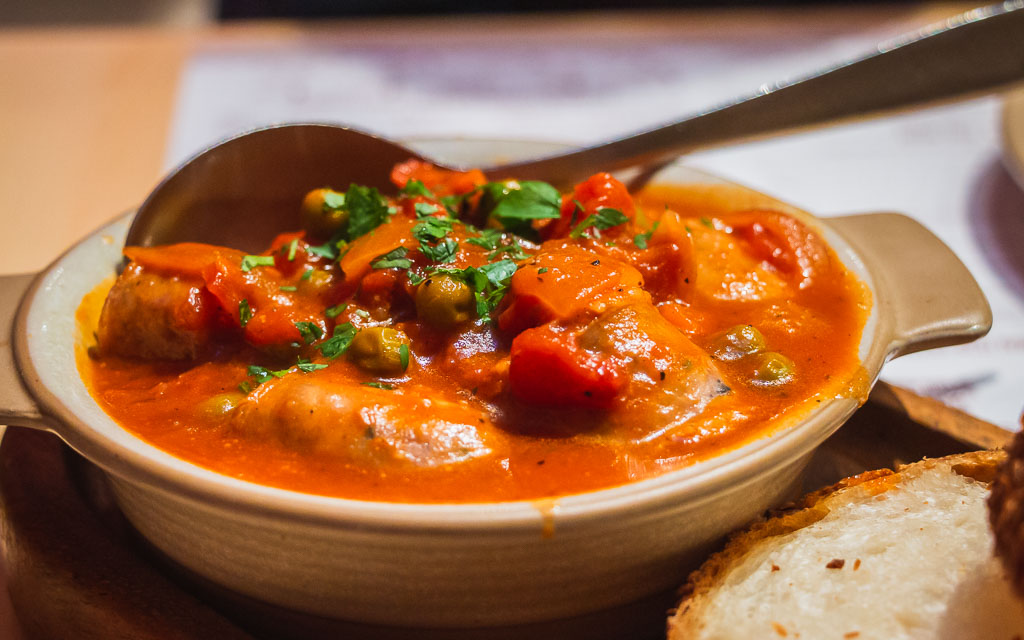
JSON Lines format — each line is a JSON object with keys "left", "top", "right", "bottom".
{"left": 0, "top": 138, "right": 991, "bottom": 629}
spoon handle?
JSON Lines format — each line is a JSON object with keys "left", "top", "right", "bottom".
{"left": 486, "top": 1, "right": 1024, "bottom": 185}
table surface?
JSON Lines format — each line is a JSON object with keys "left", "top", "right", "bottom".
{"left": 0, "top": 4, "right": 1017, "bottom": 637}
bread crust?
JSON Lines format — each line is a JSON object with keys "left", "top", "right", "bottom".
{"left": 668, "top": 449, "right": 1006, "bottom": 640}
{"left": 990, "top": 431, "right": 1024, "bottom": 596}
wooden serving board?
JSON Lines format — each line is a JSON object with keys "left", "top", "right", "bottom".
{"left": 0, "top": 382, "right": 1012, "bottom": 640}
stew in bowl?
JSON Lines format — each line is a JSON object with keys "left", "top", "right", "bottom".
{"left": 78, "top": 160, "right": 869, "bottom": 503}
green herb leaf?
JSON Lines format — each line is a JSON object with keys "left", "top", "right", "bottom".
{"left": 324, "top": 303, "right": 348, "bottom": 319}
{"left": 296, "top": 362, "right": 329, "bottom": 373}
{"left": 322, "top": 190, "right": 346, "bottom": 210}
{"left": 295, "top": 321, "right": 324, "bottom": 345}
{"left": 345, "top": 184, "right": 391, "bottom": 240}
{"left": 371, "top": 246, "right": 412, "bottom": 270}
{"left": 238, "top": 381, "right": 252, "bottom": 394}
{"left": 407, "top": 270, "right": 425, "bottom": 286}
{"left": 439, "top": 194, "right": 465, "bottom": 216}
{"left": 700, "top": 216, "right": 714, "bottom": 228}
{"left": 479, "top": 259, "right": 518, "bottom": 287}
{"left": 300, "top": 268, "right": 314, "bottom": 281}
{"left": 482, "top": 181, "right": 561, "bottom": 231}
{"left": 399, "top": 343, "right": 410, "bottom": 370}
{"left": 412, "top": 216, "right": 454, "bottom": 242}
{"left": 401, "top": 179, "right": 435, "bottom": 199}
{"left": 432, "top": 258, "right": 519, "bottom": 319}
{"left": 279, "top": 285, "right": 298, "bottom": 292}
{"left": 569, "top": 207, "right": 629, "bottom": 239}
{"left": 465, "top": 228, "right": 503, "bottom": 251}
{"left": 362, "top": 381, "right": 395, "bottom": 390}
{"left": 307, "top": 242, "right": 339, "bottom": 260}
{"left": 241, "top": 255, "right": 276, "bottom": 272}
{"left": 487, "top": 237, "right": 532, "bottom": 261}
{"left": 320, "top": 322, "right": 357, "bottom": 359}
{"left": 286, "top": 238, "right": 299, "bottom": 261}
{"left": 413, "top": 202, "right": 445, "bottom": 219}
{"left": 537, "top": 267, "right": 549, "bottom": 274}
{"left": 238, "top": 299, "right": 252, "bottom": 327}
{"left": 633, "top": 220, "right": 660, "bottom": 249}
{"left": 420, "top": 238, "right": 459, "bottom": 264}
{"left": 247, "top": 364, "right": 289, "bottom": 384}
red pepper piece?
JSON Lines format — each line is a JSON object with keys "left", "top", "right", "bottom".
{"left": 508, "top": 324, "right": 624, "bottom": 409}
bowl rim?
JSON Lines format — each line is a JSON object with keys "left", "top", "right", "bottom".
{"left": 13, "top": 139, "right": 885, "bottom": 532}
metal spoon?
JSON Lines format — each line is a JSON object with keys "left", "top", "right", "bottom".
{"left": 127, "top": 1, "right": 1024, "bottom": 252}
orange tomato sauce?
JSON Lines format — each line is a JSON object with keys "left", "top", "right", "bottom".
{"left": 78, "top": 168, "right": 870, "bottom": 503}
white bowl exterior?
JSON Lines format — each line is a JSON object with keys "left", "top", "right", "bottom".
{"left": 17, "top": 142, "right": 883, "bottom": 626}
{"left": 109, "top": 450, "right": 811, "bottom": 627}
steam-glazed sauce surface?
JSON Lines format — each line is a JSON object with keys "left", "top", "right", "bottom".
{"left": 78, "top": 163, "right": 870, "bottom": 502}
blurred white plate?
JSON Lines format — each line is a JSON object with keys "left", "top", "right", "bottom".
{"left": 1003, "top": 89, "right": 1024, "bottom": 191}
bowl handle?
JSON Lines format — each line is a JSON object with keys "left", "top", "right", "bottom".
{"left": 827, "top": 213, "right": 992, "bottom": 359}
{"left": 0, "top": 273, "right": 53, "bottom": 430}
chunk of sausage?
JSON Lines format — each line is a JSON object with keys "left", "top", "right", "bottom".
{"left": 583, "top": 304, "right": 729, "bottom": 443}
{"left": 96, "top": 264, "right": 220, "bottom": 360}
{"left": 230, "top": 375, "right": 506, "bottom": 469}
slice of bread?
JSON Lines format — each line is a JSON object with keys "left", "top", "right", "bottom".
{"left": 990, "top": 430, "right": 1024, "bottom": 596}
{"left": 668, "top": 450, "right": 1024, "bottom": 640}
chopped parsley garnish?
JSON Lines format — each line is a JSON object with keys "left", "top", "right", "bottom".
{"left": 322, "top": 190, "right": 346, "bottom": 210}
{"left": 433, "top": 258, "right": 519, "bottom": 318}
{"left": 401, "top": 179, "right": 435, "bottom": 199}
{"left": 481, "top": 180, "right": 562, "bottom": 232}
{"left": 412, "top": 216, "right": 454, "bottom": 242}
{"left": 344, "top": 184, "right": 391, "bottom": 240}
{"left": 307, "top": 242, "right": 342, "bottom": 260}
{"left": 700, "top": 216, "right": 714, "bottom": 228}
{"left": 465, "top": 228, "right": 503, "bottom": 251}
{"left": 320, "top": 322, "right": 357, "bottom": 359}
{"left": 412, "top": 215, "right": 459, "bottom": 264}
{"left": 537, "top": 267, "right": 549, "bottom": 274}
{"left": 413, "top": 202, "right": 445, "bottom": 219}
{"left": 371, "top": 246, "right": 413, "bottom": 270}
{"left": 420, "top": 238, "right": 459, "bottom": 264}
{"left": 241, "top": 255, "right": 276, "bottom": 272}
{"left": 439, "top": 194, "right": 465, "bottom": 216}
{"left": 362, "top": 382, "right": 395, "bottom": 390}
{"left": 280, "top": 285, "right": 297, "bottom": 292}
{"left": 242, "top": 356, "right": 328, "bottom": 391}
{"left": 238, "top": 299, "right": 252, "bottom": 327}
{"left": 247, "top": 364, "right": 289, "bottom": 384}
{"left": 300, "top": 268, "right": 313, "bottom": 281}
{"left": 633, "top": 221, "right": 660, "bottom": 249}
{"left": 407, "top": 270, "right": 425, "bottom": 286}
{"left": 487, "top": 237, "right": 532, "bottom": 261}
{"left": 324, "top": 303, "right": 348, "bottom": 319}
{"left": 295, "top": 321, "right": 324, "bottom": 345}
{"left": 568, "top": 207, "right": 629, "bottom": 239}
{"left": 399, "top": 343, "right": 410, "bottom": 370}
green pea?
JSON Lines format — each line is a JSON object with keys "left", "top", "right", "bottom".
{"left": 196, "top": 392, "right": 245, "bottom": 419}
{"left": 751, "top": 352, "right": 796, "bottom": 385}
{"left": 415, "top": 275, "right": 475, "bottom": 328}
{"left": 300, "top": 188, "right": 348, "bottom": 238}
{"left": 348, "top": 327, "right": 410, "bottom": 374}
{"left": 709, "top": 324, "right": 767, "bottom": 361}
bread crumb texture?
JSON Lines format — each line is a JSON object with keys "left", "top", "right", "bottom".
{"left": 670, "top": 451, "right": 1024, "bottom": 640}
